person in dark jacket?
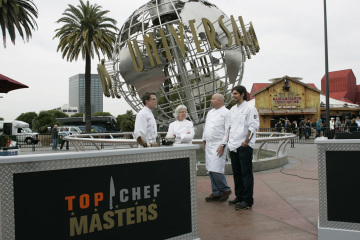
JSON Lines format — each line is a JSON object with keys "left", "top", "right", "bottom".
{"left": 305, "top": 119, "right": 311, "bottom": 139}
{"left": 290, "top": 120, "right": 297, "bottom": 148}
{"left": 275, "top": 120, "right": 282, "bottom": 132}
{"left": 298, "top": 120, "right": 305, "bottom": 139}
{"left": 350, "top": 118, "right": 358, "bottom": 132}
{"left": 51, "top": 124, "right": 59, "bottom": 150}
{"left": 311, "top": 119, "right": 317, "bottom": 138}
{"left": 345, "top": 116, "right": 351, "bottom": 132}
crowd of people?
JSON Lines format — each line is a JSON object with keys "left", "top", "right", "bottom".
{"left": 275, "top": 115, "right": 360, "bottom": 139}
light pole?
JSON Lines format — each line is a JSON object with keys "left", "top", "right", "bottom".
{"left": 323, "top": 0, "right": 330, "bottom": 137}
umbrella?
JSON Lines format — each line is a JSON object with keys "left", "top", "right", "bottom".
{"left": 0, "top": 74, "right": 29, "bottom": 93}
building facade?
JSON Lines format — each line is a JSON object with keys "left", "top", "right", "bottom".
{"left": 252, "top": 76, "right": 321, "bottom": 129}
{"left": 250, "top": 75, "right": 360, "bottom": 129}
{"left": 69, "top": 74, "right": 103, "bottom": 114}
{"left": 53, "top": 104, "right": 78, "bottom": 117}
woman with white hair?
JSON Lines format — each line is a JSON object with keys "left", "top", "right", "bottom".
{"left": 167, "top": 105, "right": 195, "bottom": 144}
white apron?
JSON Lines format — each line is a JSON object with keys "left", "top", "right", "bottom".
{"left": 205, "top": 141, "right": 227, "bottom": 173}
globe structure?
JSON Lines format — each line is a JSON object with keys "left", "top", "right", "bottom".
{"left": 103, "top": 0, "right": 259, "bottom": 127}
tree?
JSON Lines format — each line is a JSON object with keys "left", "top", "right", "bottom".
{"left": 33, "top": 110, "right": 67, "bottom": 133}
{"left": 117, "top": 110, "right": 135, "bottom": 131}
{"left": 54, "top": 0, "right": 118, "bottom": 133}
{"left": 0, "top": 117, "right": 4, "bottom": 120}
{"left": 51, "top": 110, "right": 68, "bottom": 119}
{"left": 16, "top": 111, "right": 38, "bottom": 128}
{"left": 0, "top": 0, "right": 38, "bottom": 47}
{"left": 92, "top": 111, "right": 112, "bottom": 116}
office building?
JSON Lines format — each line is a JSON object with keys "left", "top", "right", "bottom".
{"left": 69, "top": 74, "right": 103, "bottom": 114}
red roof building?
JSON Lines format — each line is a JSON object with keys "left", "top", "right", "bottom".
{"left": 321, "top": 69, "right": 357, "bottom": 104}
{"left": 249, "top": 83, "right": 269, "bottom": 100}
{"left": 357, "top": 86, "right": 360, "bottom": 104}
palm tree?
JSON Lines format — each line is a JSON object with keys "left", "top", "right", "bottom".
{"left": 0, "top": 0, "right": 38, "bottom": 47}
{"left": 54, "top": 0, "right": 118, "bottom": 133}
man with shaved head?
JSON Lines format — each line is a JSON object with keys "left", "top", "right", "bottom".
{"left": 202, "top": 93, "right": 232, "bottom": 202}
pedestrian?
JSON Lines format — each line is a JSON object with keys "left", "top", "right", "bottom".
{"left": 275, "top": 120, "right": 282, "bottom": 132}
{"left": 51, "top": 124, "right": 59, "bottom": 150}
{"left": 329, "top": 117, "right": 335, "bottom": 139}
{"left": 350, "top": 118, "right": 358, "bottom": 132}
{"left": 134, "top": 92, "right": 158, "bottom": 147}
{"left": 305, "top": 119, "right": 311, "bottom": 139}
{"left": 227, "top": 86, "right": 260, "bottom": 211}
{"left": 321, "top": 121, "right": 326, "bottom": 137}
{"left": 316, "top": 119, "right": 322, "bottom": 137}
{"left": 202, "top": 94, "right": 232, "bottom": 202}
{"left": 335, "top": 117, "right": 341, "bottom": 133}
{"left": 311, "top": 119, "right": 317, "bottom": 138}
{"left": 341, "top": 121, "right": 345, "bottom": 132}
{"left": 167, "top": 105, "right": 195, "bottom": 144}
{"left": 291, "top": 120, "right": 297, "bottom": 148}
{"left": 60, "top": 127, "right": 70, "bottom": 150}
{"left": 356, "top": 116, "right": 360, "bottom": 131}
{"left": 298, "top": 120, "right": 305, "bottom": 139}
{"left": 345, "top": 116, "right": 351, "bottom": 132}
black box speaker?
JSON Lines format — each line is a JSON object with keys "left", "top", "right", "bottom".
{"left": 335, "top": 132, "right": 360, "bottom": 139}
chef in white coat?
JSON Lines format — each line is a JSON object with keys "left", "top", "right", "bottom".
{"left": 167, "top": 105, "right": 195, "bottom": 144}
{"left": 202, "top": 93, "right": 232, "bottom": 202}
{"left": 134, "top": 92, "right": 158, "bottom": 147}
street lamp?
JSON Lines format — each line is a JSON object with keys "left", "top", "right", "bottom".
{"left": 323, "top": 0, "right": 330, "bottom": 137}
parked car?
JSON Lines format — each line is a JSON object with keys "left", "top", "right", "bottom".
{"left": 0, "top": 120, "right": 39, "bottom": 144}
{"left": 58, "top": 126, "right": 82, "bottom": 135}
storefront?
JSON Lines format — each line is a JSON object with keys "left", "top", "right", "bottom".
{"left": 252, "top": 76, "right": 321, "bottom": 129}
{"left": 251, "top": 76, "right": 360, "bottom": 129}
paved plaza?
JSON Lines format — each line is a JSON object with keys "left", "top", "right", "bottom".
{"left": 19, "top": 143, "right": 319, "bottom": 240}
{"left": 197, "top": 143, "right": 318, "bottom": 240}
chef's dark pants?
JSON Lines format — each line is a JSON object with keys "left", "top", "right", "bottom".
{"left": 230, "top": 146, "right": 254, "bottom": 206}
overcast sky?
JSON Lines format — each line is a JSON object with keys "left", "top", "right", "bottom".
{"left": 1, "top": 0, "right": 359, "bottom": 120}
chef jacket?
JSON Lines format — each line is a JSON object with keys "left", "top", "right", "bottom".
{"left": 202, "top": 106, "right": 230, "bottom": 173}
{"left": 134, "top": 107, "right": 157, "bottom": 147}
{"left": 227, "top": 101, "right": 259, "bottom": 151}
{"left": 202, "top": 106, "right": 230, "bottom": 144}
{"left": 167, "top": 119, "right": 195, "bottom": 144}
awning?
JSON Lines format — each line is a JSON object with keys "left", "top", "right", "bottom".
{"left": 259, "top": 107, "right": 317, "bottom": 115}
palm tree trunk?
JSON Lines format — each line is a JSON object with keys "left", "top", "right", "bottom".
{"left": 85, "top": 51, "right": 92, "bottom": 133}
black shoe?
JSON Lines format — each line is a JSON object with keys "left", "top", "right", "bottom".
{"left": 235, "top": 201, "right": 251, "bottom": 211}
{"left": 205, "top": 194, "right": 221, "bottom": 202}
{"left": 220, "top": 190, "right": 232, "bottom": 202}
{"left": 229, "top": 197, "right": 241, "bottom": 205}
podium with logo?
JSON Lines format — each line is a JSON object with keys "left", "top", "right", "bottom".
{"left": 0, "top": 145, "right": 200, "bottom": 240}
{"left": 316, "top": 138, "right": 360, "bottom": 240}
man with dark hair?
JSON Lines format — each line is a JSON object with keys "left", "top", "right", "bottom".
{"left": 227, "top": 85, "right": 259, "bottom": 211}
{"left": 134, "top": 92, "right": 157, "bottom": 147}
{"left": 275, "top": 120, "right": 282, "bottom": 132}
{"left": 345, "top": 116, "right": 351, "bottom": 132}
{"left": 312, "top": 119, "right": 317, "bottom": 138}
{"left": 305, "top": 119, "right": 311, "bottom": 139}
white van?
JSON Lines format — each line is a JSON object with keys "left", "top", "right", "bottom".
{"left": 0, "top": 120, "right": 39, "bottom": 144}
{"left": 58, "top": 126, "right": 82, "bottom": 135}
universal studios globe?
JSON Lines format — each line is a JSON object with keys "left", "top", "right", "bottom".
{"left": 99, "top": 0, "right": 260, "bottom": 126}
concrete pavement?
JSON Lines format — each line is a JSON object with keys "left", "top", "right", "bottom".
{"left": 197, "top": 143, "right": 318, "bottom": 240}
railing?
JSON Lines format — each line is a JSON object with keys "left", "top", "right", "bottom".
{"left": 64, "top": 132, "right": 296, "bottom": 161}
